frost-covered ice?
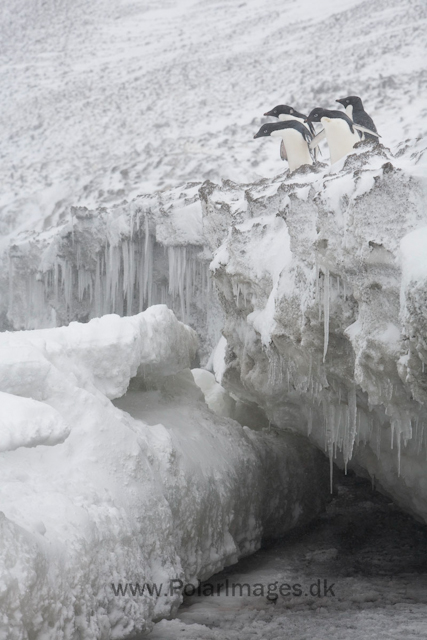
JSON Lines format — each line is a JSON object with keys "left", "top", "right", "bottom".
{"left": 0, "top": 307, "right": 328, "bottom": 639}
{"left": 1, "top": 0, "right": 427, "bottom": 637}
{"left": 206, "top": 140, "right": 427, "bottom": 520}
{"left": 2, "top": 187, "right": 221, "bottom": 364}
{"left": 3, "top": 137, "right": 427, "bottom": 526}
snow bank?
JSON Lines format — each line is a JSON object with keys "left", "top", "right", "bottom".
{"left": 0, "top": 307, "right": 328, "bottom": 639}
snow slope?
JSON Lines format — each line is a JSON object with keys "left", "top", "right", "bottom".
{"left": 0, "top": 306, "right": 328, "bottom": 639}
{"left": 0, "top": 0, "right": 425, "bottom": 238}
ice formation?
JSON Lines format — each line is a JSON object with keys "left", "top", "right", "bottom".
{"left": 204, "top": 141, "right": 427, "bottom": 519}
{"left": 0, "top": 306, "right": 328, "bottom": 639}
{"left": 3, "top": 184, "right": 222, "bottom": 364}
{"left": 3, "top": 139, "right": 427, "bottom": 524}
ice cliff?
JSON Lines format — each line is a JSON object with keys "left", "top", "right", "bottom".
{"left": 3, "top": 140, "right": 427, "bottom": 526}
{"left": 205, "top": 140, "right": 427, "bottom": 520}
{"left": 0, "top": 307, "right": 328, "bottom": 639}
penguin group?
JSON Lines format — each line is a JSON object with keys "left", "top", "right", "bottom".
{"left": 254, "top": 96, "right": 380, "bottom": 172}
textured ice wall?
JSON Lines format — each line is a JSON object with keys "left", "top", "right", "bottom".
{"left": 203, "top": 140, "right": 427, "bottom": 521}
{"left": 3, "top": 183, "right": 222, "bottom": 363}
{"left": 0, "top": 306, "right": 328, "bottom": 640}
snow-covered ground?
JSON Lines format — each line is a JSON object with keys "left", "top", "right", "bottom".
{"left": 1, "top": 0, "right": 426, "bottom": 239}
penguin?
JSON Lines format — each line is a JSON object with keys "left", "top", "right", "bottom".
{"left": 263, "top": 105, "right": 317, "bottom": 161}
{"left": 336, "top": 96, "right": 378, "bottom": 141}
{"left": 264, "top": 105, "right": 316, "bottom": 135}
{"left": 253, "top": 121, "right": 313, "bottom": 172}
{"left": 305, "top": 108, "right": 380, "bottom": 165}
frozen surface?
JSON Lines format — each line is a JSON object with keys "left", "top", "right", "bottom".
{"left": 0, "top": 308, "right": 328, "bottom": 639}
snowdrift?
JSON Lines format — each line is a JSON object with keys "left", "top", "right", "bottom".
{"left": 0, "top": 306, "right": 328, "bottom": 639}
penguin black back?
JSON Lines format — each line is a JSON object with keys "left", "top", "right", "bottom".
{"left": 336, "top": 96, "right": 378, "bottom": 140}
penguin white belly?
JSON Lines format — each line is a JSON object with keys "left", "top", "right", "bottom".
{"left": 345, "top": 105, "right": 353, "bottom": 120}
{"left": 321, "top": 117, "right": 360, "bottom": 165}
{"left": 273, "top": 128, "right": 312, "bottom": 172}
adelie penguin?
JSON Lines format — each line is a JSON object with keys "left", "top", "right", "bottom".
{"left": 253, "top": 121, "right": 313, "bottom": 172}
{"left": 263, "top": 104, "right": 317, "bottom": 161}
{"left": 336, "top": 96, "right": 378, "bottom": 141}
{"left": 305, "top": 108, "right": 380, "bottom": 165}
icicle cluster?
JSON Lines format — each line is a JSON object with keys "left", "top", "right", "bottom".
{"left": 7, "top": 224, "right": 210, "bottom": 331}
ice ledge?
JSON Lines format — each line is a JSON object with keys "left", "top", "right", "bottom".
{"left": 0, "top": 305, "right": 198, "bottom": 401}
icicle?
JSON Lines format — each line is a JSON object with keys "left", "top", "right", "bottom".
{"left": 345, "top": 386, "right": 357, "bottom": 465}
{"left": 307, "top": 407, "right": 313, "bottom": 436}
{"left": 397, "top": 433, "right": 401, "bottom": 476}
{"left": 307, "top": 354, "right": 312, "bottom": 393}
{"left": 323, "top": 268, "right": 330, "bottom": 362}
{"left": 94, "top": 256, "right": 102, "bottom": 316}
{"left": 70, "top": 208, "right": 74, "bottom": 247}
{"left": 144, "top": 217, "right": 153, "bottom": 307}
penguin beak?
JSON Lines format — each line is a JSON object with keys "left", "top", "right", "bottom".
{"left": 263, "top": 111, "right": 271, "bottom": 117}
{"left": 336, "top": 99, "right": 345, "bottom": 106}
{"left": 253, "top": 133, "right": 260, "bottom": 139}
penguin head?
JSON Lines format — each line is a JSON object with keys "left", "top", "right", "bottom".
{"left": 254, "top": 122, "right": 281, "bottom": 138}
{"left": 336, "top": 96, "right": 363, "bottom": 109}
{"left": 305, "top": 108, "right": 327, "bottom": 124}
{"left": 263, "top": 105, "right": 295, "bottom": 118}
{"left": 254, "top": 121, "right": 310, "bottom": 140}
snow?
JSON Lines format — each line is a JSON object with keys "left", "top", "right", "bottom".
{"left": 1, "top": 0, "right": 427, "bottom": 636}
{"left": 210, "top": 335, "right": 227, "bottom": 385}
{"left": 191, "top": 369, "right": 235, "bottom": 418}
{"left": 0, "top": 391, "right": 69, "bottom": 452}
{"left": 0, "top": 307, "right": 328, "bottom": 639}
{"left": 400, "top": 227, "right": 427, "bottom": 286}
{"left": 1, "top": 0, "right": 426, "bottom": 241}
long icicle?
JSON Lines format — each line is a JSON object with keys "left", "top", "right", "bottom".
{"left": 323, "top": 268, "right": 330, "bottom": 362}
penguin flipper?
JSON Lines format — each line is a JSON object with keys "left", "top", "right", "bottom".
{"left": 309, "top": 129, "right": 326, "bottom": 150}
{"left": 353, "top": 124, "right": 381, "bottom": 138}
{"left": 280, "top": 139, "right": 288, "bottom": 161}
